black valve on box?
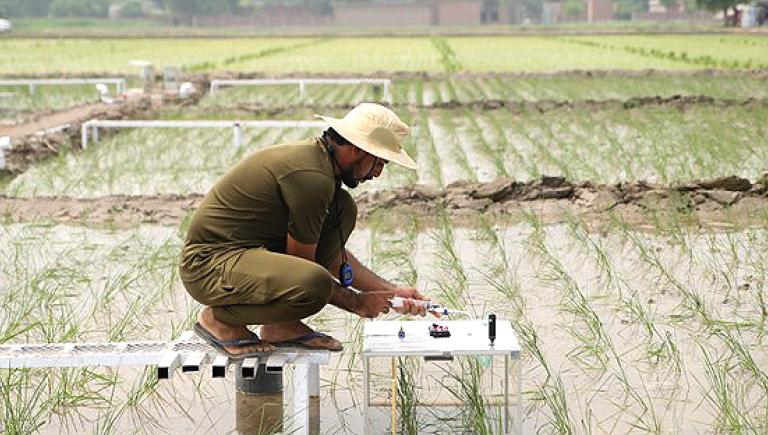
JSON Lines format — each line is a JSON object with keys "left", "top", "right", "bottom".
{"left": 488, "top": 314, "right": 496, "bottom": 346}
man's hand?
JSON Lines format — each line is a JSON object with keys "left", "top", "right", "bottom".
{"left": 392, "top": 287, "right": 432, "bottom": 317}
{"left": 352, "top": 292, "right": 393, "bottom": 318}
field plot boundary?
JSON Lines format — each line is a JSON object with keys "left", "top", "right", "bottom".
{"left": 2, "top": 175, "right": 766, "bottom": 228}
{"left": 199, "top": 95, "right": 768, "bottom": 116}
{"left": 6, "top": 69, "right": 768, "bottom": 81}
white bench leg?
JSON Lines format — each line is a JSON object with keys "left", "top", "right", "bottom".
{"left": 308, "top": 363, "right": 319, "bottom": 397}
{"left": 293, "top": 363, "right": 320, "bottom": 435}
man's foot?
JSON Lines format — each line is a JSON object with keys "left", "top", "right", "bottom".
{"left": 260, "top": 321, "right": 343, "bottom": 352}
{"left": 198, "top": 307, "right": 275, "bottom": 355}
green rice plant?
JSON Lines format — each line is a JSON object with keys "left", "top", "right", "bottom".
{"left": 463, "top": 109, "right": 508, "bottom": 178}
{"left": 613, "top": 216, "right": 717, "bottom": 328}
{"left": 565, "top": 35, "right": 768, "bottom": 70}
{"left": 430, "top": 37, "right": 462, "bottom": 74}
{"left": 697, "top": 344, "right": 761, "bottom": 433}
{"left": 436, "top": 111, "right": 476, "bottom": 183}
{"left": 523, "top": 212, "right": 610, "bottom": 371}
{"left": 431, "top": 211, "right": 469, "bottom": 311}
{"left": 219, "top": 39, "right": 326, "bottom": 72}
{"left": 397, "top": 357, "right": 422, "bottom": 435}
{"left": 714, "top": 328, "right": 768, "bottom": 396}
{"left": 435, "top": 358, "right": 503, "bottom": 435}
{"left": 473, "top": 217, "right": 551, "bottom": 380}
{"left": 531, "top": 375, "right": 575, "bottom": 434}
{"left": 415, "top": 112, "right": 444, "bottom": 186}
{"left": 0, "top": 370, "right": 52, "bottom": 434}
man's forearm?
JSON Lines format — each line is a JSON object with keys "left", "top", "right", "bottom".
{"left": 328, "top": 282, "right": 360, "bottom": 313}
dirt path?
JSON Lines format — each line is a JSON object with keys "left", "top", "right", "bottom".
{"left": 2, "top": 176, "right": 766, "bottom": 229}
{"left": 0, "top": 102, "right": 110, "bottom": 138}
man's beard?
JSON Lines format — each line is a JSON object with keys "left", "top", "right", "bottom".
{"left": 339, "top": 168, "right": 359, "bottom": 189}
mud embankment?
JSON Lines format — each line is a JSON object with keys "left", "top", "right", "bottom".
{"left": 1, "top": 175, "right": 766, "bottom": 228}
{"left": 208, "top": 95, "right": 768, "bottom": 117}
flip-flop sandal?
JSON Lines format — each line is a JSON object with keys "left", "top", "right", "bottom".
{"left": 274, "top": 331, "right": 343, "bottom": 352}
{"left": 193, "top": 322, "right": 273, "bottom": 359}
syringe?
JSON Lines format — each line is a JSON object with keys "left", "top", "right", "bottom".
{"left": 389, "top": 296, "right": 468, "bottom": 316}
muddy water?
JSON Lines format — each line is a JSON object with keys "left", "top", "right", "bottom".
{"left": 2, "top": 221, "right": 767, "bottom": 433}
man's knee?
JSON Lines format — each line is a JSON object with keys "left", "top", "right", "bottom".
{"left": 297, "top": 262, "right": 333, "bottom": 307}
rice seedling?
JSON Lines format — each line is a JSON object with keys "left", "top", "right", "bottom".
{"left": 523, "top": 212, "right": 611, "bottom": 371}
{"left": 435, "top": 358, "right": 504, "bottom": 435}
{"left": 396, "top": 358, "right": 422, "bottom": 435}
{"left": 696, "top": 344, "right": 763, "bottom": 433}
{"left": 431, "top": 37, "right": 462, "bottom": 74}
{"left": 430, "top": 211, "right": 469, "bottom": 310}
{"left": 414, "top": 112, "right": 444, "bottom": 186}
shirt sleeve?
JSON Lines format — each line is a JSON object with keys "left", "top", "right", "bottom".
{"left": 277, "top": 170, "right": 336, "bottom": 244}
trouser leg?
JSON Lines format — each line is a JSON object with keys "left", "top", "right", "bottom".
{"left": 203, "top": 248, "right": 334, "bottom": 326}
{"left": 315, "top": 189, "right": 357, "bottom": 270}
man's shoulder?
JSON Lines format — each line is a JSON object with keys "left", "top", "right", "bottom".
{"left": 259, "top": 137, "right": 334, "bottom": 180}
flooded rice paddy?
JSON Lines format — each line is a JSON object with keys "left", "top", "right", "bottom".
{"left": 2, "top": 216, "right": 766, "bottom": 433}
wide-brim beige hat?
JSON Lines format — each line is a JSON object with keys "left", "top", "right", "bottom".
{"left": 316, "top": 103, "right": 417, "bottom": 170}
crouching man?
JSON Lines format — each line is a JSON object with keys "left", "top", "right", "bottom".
{"left": 180, "top": 103, "right": 429, "bottom": 356}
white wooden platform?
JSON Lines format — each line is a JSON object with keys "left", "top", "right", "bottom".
{"left": 0, "top": 331, "right": 328, "bottom": 378}
{"left": 0, "top": 331, "right": 328, "bottom": 435}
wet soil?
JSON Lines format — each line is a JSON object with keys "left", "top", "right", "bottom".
{"left": 2, "top": 175, "right": 766, "bottom": 229}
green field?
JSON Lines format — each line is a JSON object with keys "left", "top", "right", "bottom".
{"left": 2, "top": 30, "right": 767, "bottom": 435}
{"left": 1, "top": 35, "right": 766, "bottom": 75}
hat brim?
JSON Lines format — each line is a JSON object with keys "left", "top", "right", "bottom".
{"left": 316, "top": 115, "right": 417, "bottom": 170}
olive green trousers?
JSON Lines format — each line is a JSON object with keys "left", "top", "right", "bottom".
{"left": 180, "top": 191, "right": 356, "bottom": 326}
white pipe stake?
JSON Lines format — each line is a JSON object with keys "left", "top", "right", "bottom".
{"left": 233, "top": 123, "right": 243, "bottom": 148}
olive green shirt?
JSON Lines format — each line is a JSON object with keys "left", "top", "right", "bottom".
{"left": 181, "top": 137, "right": 337, "bottom": 281}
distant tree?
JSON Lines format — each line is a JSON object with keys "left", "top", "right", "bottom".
{"left": 563, "top": 0, "right": 584, "bottom": 16}
{"left": 696, "top": 0, "right": 738, "bottom": 25}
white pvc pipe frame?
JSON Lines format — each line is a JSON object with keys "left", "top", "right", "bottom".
{"left": 80, "top": 119, "right": 326, "bottom": 150}
{"left": 0, "top": 78, "right": 127, "bottom": 95}
{"left": 209, "top": 78, "right": 393, "bottom": 103}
